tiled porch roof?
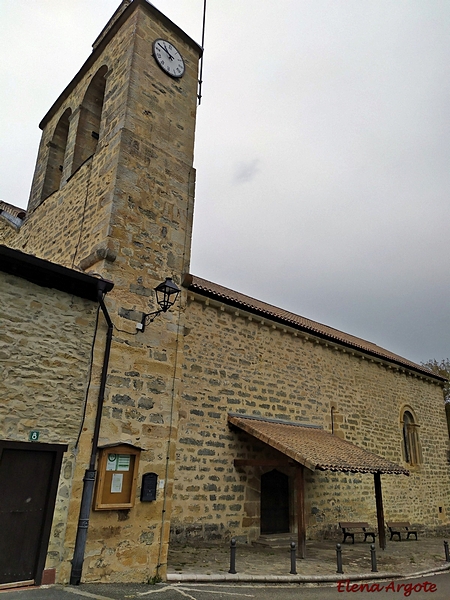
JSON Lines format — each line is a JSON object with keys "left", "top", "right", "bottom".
{"left": 228, "top": 414, "right": 409, "bottom": 475}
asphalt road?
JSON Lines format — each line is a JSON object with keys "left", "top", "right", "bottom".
{"left": 1, "top": 572, "right": 450, "bottom": 600}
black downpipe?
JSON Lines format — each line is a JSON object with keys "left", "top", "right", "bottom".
{"left": 70, "top": 288, "right": 113, "bottom": 585}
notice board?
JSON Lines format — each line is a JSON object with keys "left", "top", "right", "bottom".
{"left": 94, "top": 444, "right": 140, "bottom": 510}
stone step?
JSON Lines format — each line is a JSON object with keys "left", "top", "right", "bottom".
{"left": 253, "top": 533, "right": 296, "bottom": 548}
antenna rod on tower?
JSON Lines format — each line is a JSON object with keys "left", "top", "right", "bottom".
{"left": 197, "top": 0, "right": 207, "bottom": 104}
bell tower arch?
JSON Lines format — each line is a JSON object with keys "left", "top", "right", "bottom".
{"left": 72, "top": 65, "right": 108, "bottom": 173}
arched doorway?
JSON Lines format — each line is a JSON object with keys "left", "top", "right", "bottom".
{"left": 260, "top": 469, "right": 290, "bottom": 534}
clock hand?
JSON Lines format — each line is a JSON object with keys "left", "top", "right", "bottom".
{"left": 157, "top": 43, "right": 168, "bottom": 54}
{"left": 158, "top": 42, "right": 175, "bottom": 61}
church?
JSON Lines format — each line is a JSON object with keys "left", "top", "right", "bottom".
{"left": 1, "top": 0, "right": 449, "bottom": 587}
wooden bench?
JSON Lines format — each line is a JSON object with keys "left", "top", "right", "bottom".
{"left": 387, "top": 522, "right": 418, "bottom": 541}
{"left": 339, "top": 522, "right": 376, "bottom": 544}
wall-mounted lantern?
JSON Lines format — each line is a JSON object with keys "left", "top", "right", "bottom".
{"left": 136, "top": 277, "right": 181, "bottom": 332}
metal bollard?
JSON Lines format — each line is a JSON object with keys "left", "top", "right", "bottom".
{"left": 228, "top": 537, "right": 237, "bottom": 574}
{"left": 290, "top": 541, "right": 297, "bottom": 574}
{"left": 336, "top": 543, "right": 343, "bottom": 574}
{"left": 444, "top": 540, "right": 450, "bottom": 562}
{"left": 370, "top": 544, "right": 378, "bottom": 572}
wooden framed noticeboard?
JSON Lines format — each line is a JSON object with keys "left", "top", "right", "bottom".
{"left": 94, "top": 444, "right": 140, "bottom": 510}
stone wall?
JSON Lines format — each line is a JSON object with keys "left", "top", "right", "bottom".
{"left": 0, "top": 270, "right": 98, "bottom": 573}
{"left": 171, "top": 294, "right": 450, "bottom": 542}
{"left": 0, "top": 214, "right": 20, "bottom": 245}
{"left": 0, "top": 2, "right": 200, "bottom": 584}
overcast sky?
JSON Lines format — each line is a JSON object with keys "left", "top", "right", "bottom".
{"left": 1, "top": 1, "right": 450, "bottom": 366}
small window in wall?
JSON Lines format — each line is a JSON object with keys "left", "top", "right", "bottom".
{"left": 72, "top": 65, "right": 107, "bottom": 173}
{"left": 402, "top": 410, "right": 422, "bottom": 465}
{"left": 41, "top": 108, "right": 71, "bottom": 200}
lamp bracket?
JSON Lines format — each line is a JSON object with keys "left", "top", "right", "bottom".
{"left": 138, "top": 309, "right": 164, "bottom": 332}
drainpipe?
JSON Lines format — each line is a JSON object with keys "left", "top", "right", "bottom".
{"left": 70, "top": 283, "right": 113, "bottom": 585}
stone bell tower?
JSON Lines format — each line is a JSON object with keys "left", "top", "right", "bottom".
{"left": 2, "top": 0, "right": 202, "bottom": 584}
{"left": 21, "top": 0, "right": 201, "bottom": 285}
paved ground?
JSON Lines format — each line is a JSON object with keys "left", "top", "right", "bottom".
{"left": 2, "top": 576, "right": 450, "bottom": 600}
{"left": 1, "top": 536, "right": 450, "bottom": 599}
{"left": 166, "top": 536, "right": 450, "bottom": 581}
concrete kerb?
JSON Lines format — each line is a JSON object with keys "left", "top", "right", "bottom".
{"left": 167, "top": 572, "right": 401, "bottom": 583}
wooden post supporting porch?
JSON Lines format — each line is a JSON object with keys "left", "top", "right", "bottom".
{"left": 374, "top": 471, "right": 386, "bottom": 550}
{"left": 296, "top": 464, "right": 306, "bottom": 558}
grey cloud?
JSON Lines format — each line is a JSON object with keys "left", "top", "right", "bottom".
{"left": 233, "top": 159, "right": 261, "bottom": 185}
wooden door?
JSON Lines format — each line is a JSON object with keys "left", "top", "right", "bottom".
{"left": 0, "top": 442, "right": 66, "bottom": 586}
{"left": 260, "top": 469, "right": 290, "bottom": 534}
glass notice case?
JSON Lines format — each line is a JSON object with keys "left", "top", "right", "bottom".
{"left": 94, "top": 444, "right": 140, "bottom": 510}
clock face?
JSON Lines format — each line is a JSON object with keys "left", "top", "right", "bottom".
{"left": 153, "top": 39, "right": 185, "bottom": 79}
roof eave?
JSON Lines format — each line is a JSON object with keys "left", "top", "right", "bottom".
{"left": 184, "top": 275, "right": 445, "bottom": 383}
{"left": 0, "top": 245, "right": 113, "bottom": 301}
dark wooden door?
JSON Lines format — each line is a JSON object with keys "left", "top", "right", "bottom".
{"left": 260, "top": 469, "right": 290, "bottom": 534}
{"left": 0, "top": 444, "right": 63, "bottom": 585}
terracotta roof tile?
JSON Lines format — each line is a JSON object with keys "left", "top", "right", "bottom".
{"left": 184, "top": 274, "right": 443, "bottom": 381}
{"left": 0, "top": 201, "right": 26, "bottom": 218}
{"left": 228, "top": 414, "right": 409, "bottom": 475}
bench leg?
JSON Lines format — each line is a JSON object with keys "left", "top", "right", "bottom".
{"left": 390, "top": 532, "right": 401, "bottom": 541}
{"left": 406, "top": 532, "right": 418, "bottom": 540}
{"left": 343, "top": 533, "right": 354, "bottom": 544}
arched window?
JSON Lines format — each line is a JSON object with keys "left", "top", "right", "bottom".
{"left": 402, "top": 410, "right": 422, "bottom": 465}
{"left": 41, "top": 108, "right": 71, "bottom": 200}
{"left": 72, "top": 66, "right": 107, "bottom": 173}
